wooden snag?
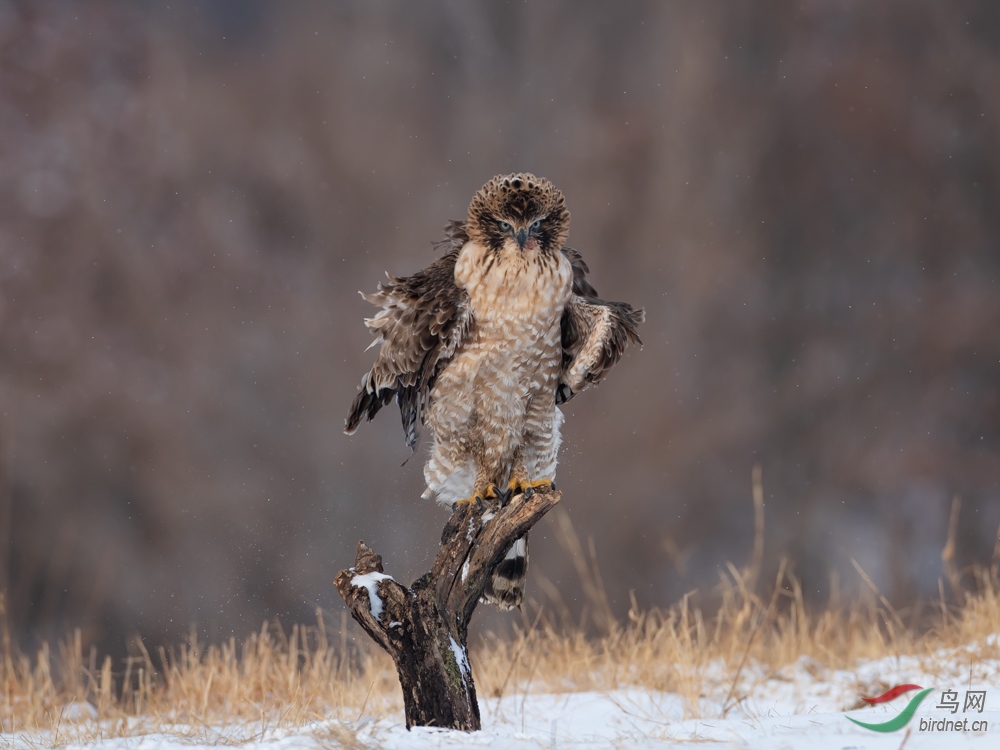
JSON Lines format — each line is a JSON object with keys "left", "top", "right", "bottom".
{"left": 334, "top": 487, "right": 561, "bottom": 730}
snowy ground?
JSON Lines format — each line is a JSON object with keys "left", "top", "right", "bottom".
{"left": 5, "top": 645, "right": 999, "bottom": 749}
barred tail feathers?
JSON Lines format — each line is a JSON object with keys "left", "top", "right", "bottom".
{"left": 483, "top": 534, "right": 529, "bottom": 611}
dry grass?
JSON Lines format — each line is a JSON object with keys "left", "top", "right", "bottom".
{"left": 2, "top": 492, "right": 999, "bottom": 741}
{"left": 475, "top": 501, "right": 1000, "bottom": 719}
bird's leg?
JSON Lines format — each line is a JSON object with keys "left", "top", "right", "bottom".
{"left": 509, "top": 478, "right": 557, "bottom": 500}
{"left": 526, "top": 478, "right": 556, "bottom": 491}
{"left": 505, "top": 455, "right": 556, "bottom": 500}
{"left": 453, "top": 473, "right": 504, "bottom": 509}
{"left": 502, "top": 454, "right": 556, "bottom": 501}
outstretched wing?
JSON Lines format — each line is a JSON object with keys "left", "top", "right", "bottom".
{"left": 345, "top": 222, "right": 472, "bottom": 450}
{"left": 557, "top": 255, "right": 644, "bottom": 404}
{"left": 561, "top": 246, "right": 598, "bottom": 297}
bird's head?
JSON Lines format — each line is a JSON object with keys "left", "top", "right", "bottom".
{"left": 466, "top": 173, "right": 570, "bottom": 256}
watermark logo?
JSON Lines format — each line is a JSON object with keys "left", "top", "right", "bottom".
{"left": 846, "top": 684, "right": 989, "bottom": 733}
{"left": 847, "top": 684, "right": 933, "bottom": 733}
{"left": 919, "top": 688, "right": 989, "bottom": 733}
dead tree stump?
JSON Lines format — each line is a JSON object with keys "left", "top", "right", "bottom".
{"left": 334, "top": 487, "right": 561, "bottom": 730}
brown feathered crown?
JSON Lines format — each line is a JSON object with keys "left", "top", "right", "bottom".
{"left": 466, "top": 173, "right": 570, "bottom": 252}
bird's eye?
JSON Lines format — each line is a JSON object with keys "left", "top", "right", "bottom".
{"left": 530, "top": 218, "right": 543, "bottom": 230}
{"left": 499, "top": 220, "right": 512, "bottom": 232}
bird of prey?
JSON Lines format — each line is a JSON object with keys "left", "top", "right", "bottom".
{"left": 346, "top": 173, "right": 643, "bottom": 610}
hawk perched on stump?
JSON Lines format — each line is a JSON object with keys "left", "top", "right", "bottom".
{"left": 346, "top": 173, "right": 643, "bottom": 610}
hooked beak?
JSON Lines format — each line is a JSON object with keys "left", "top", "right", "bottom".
{"left": 515, "top": 228, "right": 528, "bottom": 249}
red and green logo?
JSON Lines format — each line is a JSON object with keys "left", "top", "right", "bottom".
{"left": 847, "top": 684, "right": 933, "bottom": 733}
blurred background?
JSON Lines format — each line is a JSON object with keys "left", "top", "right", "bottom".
{"left": 1, "top": 0, "right": 999, "bottom": 658}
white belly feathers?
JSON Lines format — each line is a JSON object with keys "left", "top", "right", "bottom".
{"left": 449, "top": 240, "right": 573, "bottom": 415}
{"left": 421, "top": 241, "right": 573, "bottom": 504}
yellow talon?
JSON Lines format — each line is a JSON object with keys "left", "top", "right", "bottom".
{"left": 506, "top": 477, "right": 555, "bottom": 495}
{"left": 455, "top": 484, "right": 502, "bottom": 508}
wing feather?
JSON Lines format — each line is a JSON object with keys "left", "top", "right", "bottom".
{"left": 345, "top": 223, "right": 471, "bottom": 450}
{"left": 562, "top": 246, "right": 599, "bottom": 297}
{"left": 558, "top": 263, "right": 643, "bottom": 404}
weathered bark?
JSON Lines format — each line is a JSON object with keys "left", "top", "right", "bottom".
{"left": 334, "top": 487, "right": 561, "bottom": 730}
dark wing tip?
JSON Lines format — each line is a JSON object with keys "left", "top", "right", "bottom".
{"left": 606, "top": 301, "right": 644, "bottom": 347}
{"left": 345, "top": 384, "right": 395, "bottom": 435}
{"left": 626, "top": 306, "right": 645, "bottom": 345}
{"left": 555, "top": 382, "right": 575, "bottom": 405}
